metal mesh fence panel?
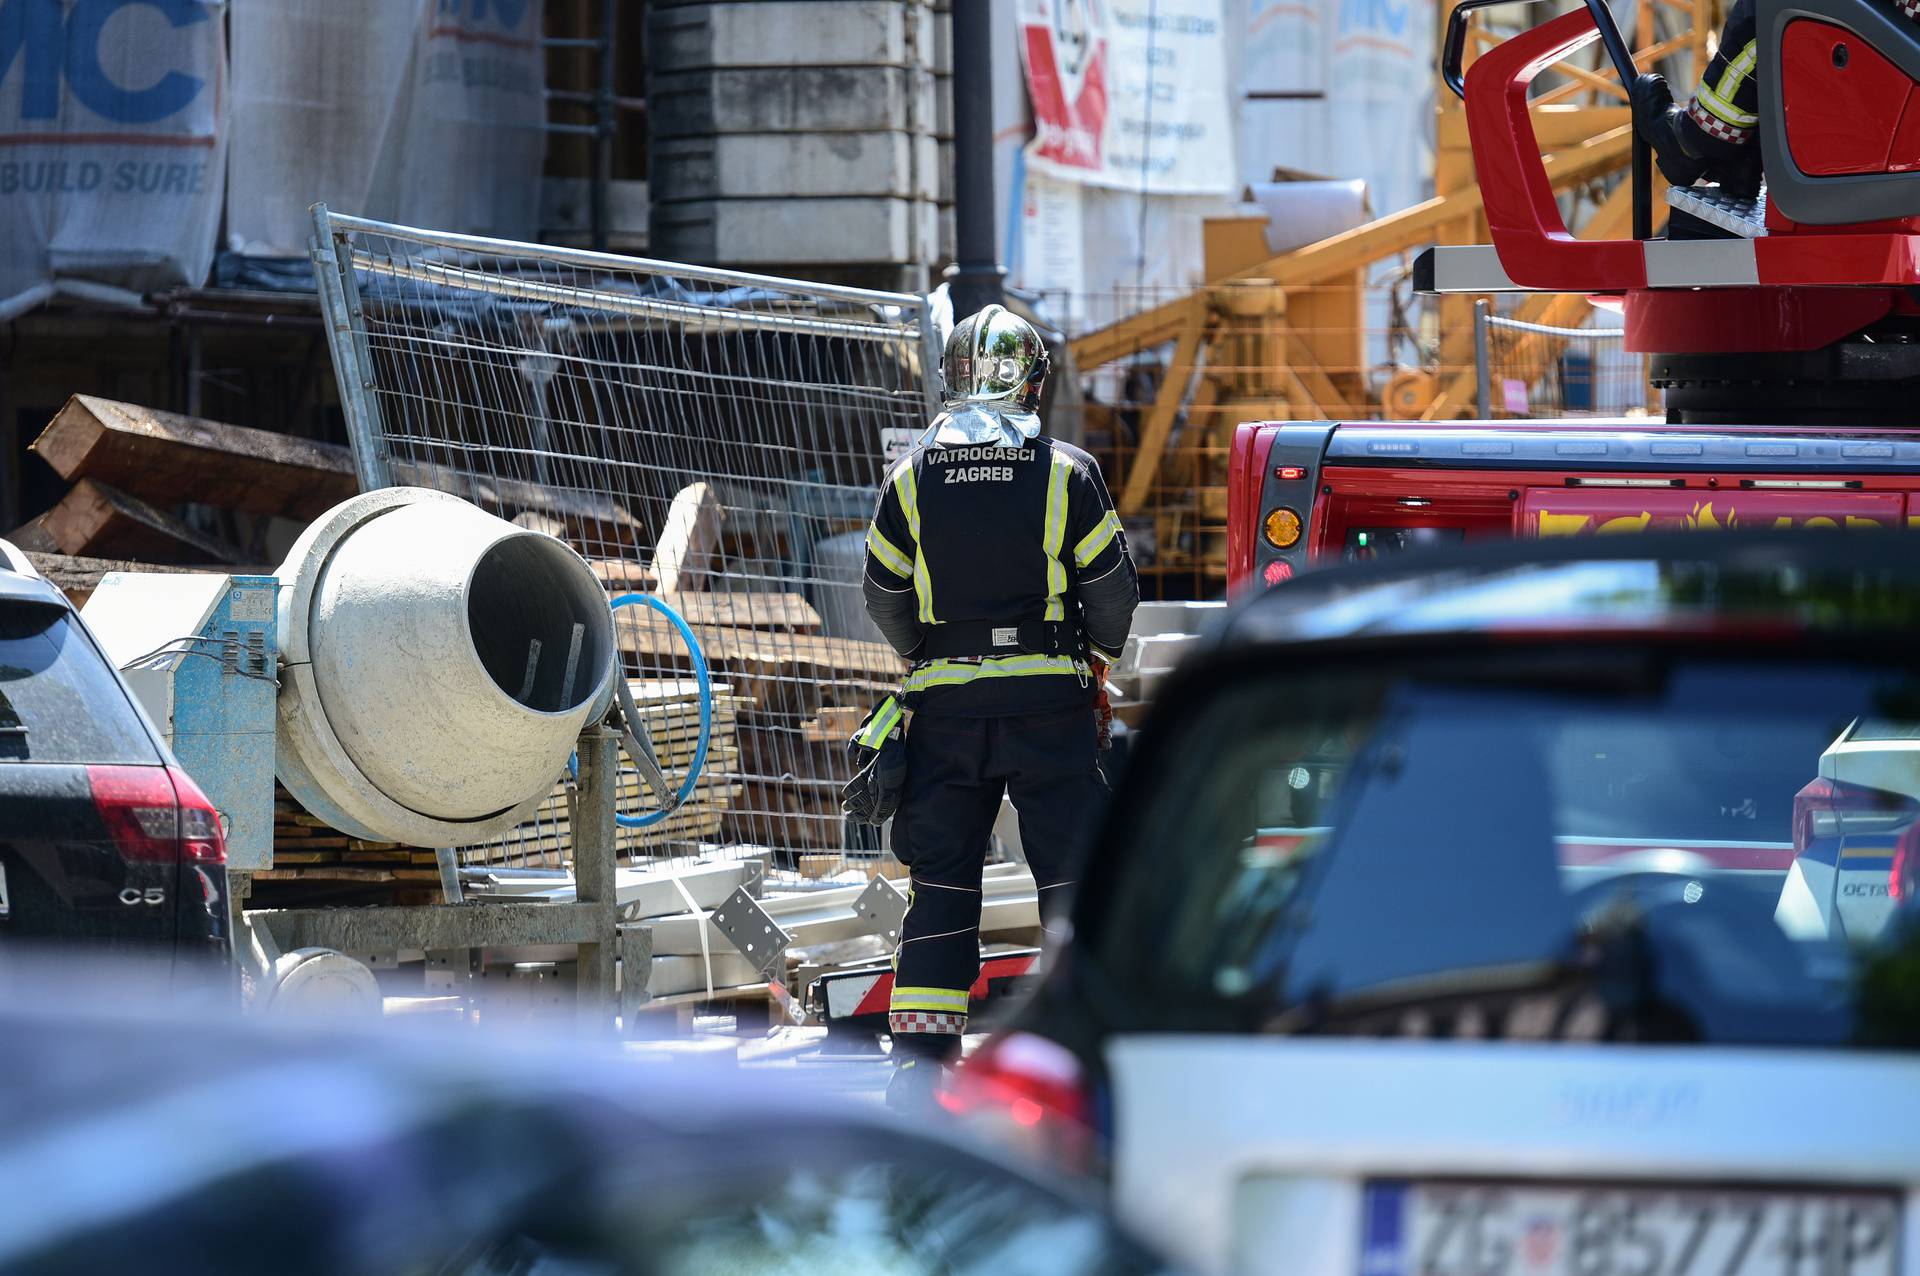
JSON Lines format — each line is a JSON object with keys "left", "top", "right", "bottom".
{"left": 1479, "top": 310, "right": 1654, "bottom": 419}
{"left": 310, "top": 207, "right": 935, "bottom": 874}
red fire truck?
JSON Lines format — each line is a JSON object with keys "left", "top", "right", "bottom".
{"left": 1227, "top": 420, "right": 1920, "bottom": 595}
{"left": 1229, "top": 0, "right": 1920, "bottom": 596}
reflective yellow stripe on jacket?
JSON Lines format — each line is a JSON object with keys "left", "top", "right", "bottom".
{"left": 903, "top": 653, "right": 1083, "bottom": 694}
{"left": 1696, "top": 40, "right": 1758, "bottom": 127}
{"left": 889, "top": 985, "right": 971, "bottom": 1013}
{"left": 866, "top": 526, "right": 912, "bottom": 579}
{"left": 1042, "top": 450, "right": 1072, "bottom": 621}
{"left": 1073, "top": 509, "right": 1121, "bottom": 568}
{"left": 893, "top": 462, "right": 934, "bottom": 623}
{"left": 853, "top": 695, "right": 903, "bottom": 748}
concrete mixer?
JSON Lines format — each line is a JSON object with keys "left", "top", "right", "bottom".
{"left": 81, "top": 486, "right": 703, "bottom": 1017}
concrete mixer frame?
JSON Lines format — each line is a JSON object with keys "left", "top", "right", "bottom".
{"left": 244, "top": 727, "right": 625, "bottom": 1024}
{"left": 307, "top": 205, "right": 943, "bottom": 878}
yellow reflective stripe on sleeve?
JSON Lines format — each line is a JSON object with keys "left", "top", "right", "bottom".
{"left": 894, "top": 462, "right": 936, "bottom": 623}
{"left": 893, "top": 462, "right": 921, "bottom": 538}
{"left": 1042, "top": 451, "right": 1072, "bottom": 621}
{"left": 1698, "top": 41, "right": 1759, "bottom": 126}
{"left": 903, "top": 653, "right": 1082, "bottom": 694}
{"left": 866, "top": 526, "right": 912, "bottom": 579}
{"left": 889, "top": 985, "right": 972, "bottom": 1012}
{"left": 1072, "top": 509, "right": 1122, "bottom": 568}
{"left": 854, "top": 696, "right": 903, "bottom": 748}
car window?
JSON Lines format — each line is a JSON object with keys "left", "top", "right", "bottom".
{"left": 1850, "top": 719, "right": 1920, "bottom": 742}
{"left": 1093, "top": 650, "right": 1920, "bottom": 1047}
{"left": 0, "top": 606, "right": 157, "bottom": 765}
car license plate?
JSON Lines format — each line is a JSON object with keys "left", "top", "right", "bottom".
{"left": 1360, "top": 1181, "right": 1901, "bottom": 1276}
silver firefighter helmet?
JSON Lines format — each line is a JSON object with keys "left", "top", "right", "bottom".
{"left": 941, "top": 304, "right": 1043, "bottom": 405}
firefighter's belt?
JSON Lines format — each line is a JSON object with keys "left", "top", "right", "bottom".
{"left": 914, "top": 619, "right": 1085, "bottom": 661}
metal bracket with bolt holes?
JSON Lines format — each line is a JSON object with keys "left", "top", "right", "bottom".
{"left": 709, "top": 886, "right": 789, "bottom": 977}
{"left": 853, "top": 875, "right": 909, "bottom": 946}
{"left": 424, "top": 948, "right": 471, "bottom": 995}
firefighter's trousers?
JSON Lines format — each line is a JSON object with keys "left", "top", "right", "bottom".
{"left": 887, "top": 703, "right": 1104, "bottom": 1059}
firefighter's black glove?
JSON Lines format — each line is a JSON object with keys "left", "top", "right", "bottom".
{"left": 842, "top": 696, "right": 907, "bottom": 826}
{"left": 1631, "top": 73, "right": 1708, "bottom": 189}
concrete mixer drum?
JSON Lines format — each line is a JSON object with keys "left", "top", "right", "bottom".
{"left": 275, "top": 487, "right": 618, "bottom": 848}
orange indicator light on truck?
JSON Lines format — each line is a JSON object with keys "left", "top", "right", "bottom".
{"left": 1275, "top": 465, "right": 1307, "bottom": 480}
{"left": 1263, "top": 508, "right": 1303, "bottom": 548}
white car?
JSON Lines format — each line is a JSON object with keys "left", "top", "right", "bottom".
{"left": 1775, "top": 721, "right": 1920, "bottom": 943}
{"left": 945, "top": 541, "right": 1920, "bottom": 1276}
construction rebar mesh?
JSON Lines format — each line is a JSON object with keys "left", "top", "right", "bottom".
{"left": 311, "top": 210, "right": 934, "bottom": 873}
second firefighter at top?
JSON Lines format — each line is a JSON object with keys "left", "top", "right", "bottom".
{"left": 862, "top": 304, "right": 1139, "bottom": 1099}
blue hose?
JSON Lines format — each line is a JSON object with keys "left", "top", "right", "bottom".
{"left": 569, "top": 592, "right": 712, "bottom": 829}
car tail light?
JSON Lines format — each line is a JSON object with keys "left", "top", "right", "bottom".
{"left": 941, "top": 1032, "right": 1098, "bottom": 1171}
{"left": 167, "top": 766, "right": 228, "bottom": 866}
{"left": 86, "top": 764, "right": 228, "bottom": 866}
{"left": 87, "top": 765, "right": 180, "bottom": 861}
{"left": 1792, "top": 776, "right": 1917, "bottom": 854}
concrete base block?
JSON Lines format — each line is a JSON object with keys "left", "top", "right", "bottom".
{"left": 653, "top": 196, "right": 938, "bottom": 266}
{"left": 649, "top": 1, "right": 934, "bottom": 69}
{"left": 653, "top": 131, "right": 938, "bottom": 200}
{"left": 651, "top": 66, "right": 936, "bottom": 137}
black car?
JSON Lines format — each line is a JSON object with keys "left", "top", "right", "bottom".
{"left": 0, "top": 540, "right": 229, "bottom": 963}
{"left": 0, "top": 968, "right": 1175, "bottom": 1276}
{"left": 946, "top": 535, "right": 1920, "bottom": 1266}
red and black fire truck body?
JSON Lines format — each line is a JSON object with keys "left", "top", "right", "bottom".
{"left": 1229, "top": 420, "right": 1920, "bottom": 596}
{"left": 1224, "top": 0, "right": 1920, "bottom": 596}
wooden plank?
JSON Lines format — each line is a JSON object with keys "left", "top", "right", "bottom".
{"left": 587, "top": 558, "right": 658, "bottom": 593}
{"left": 1119, "top": 321, "right": 1208, "bottom": 517}
{"left": 39, "top": 479, "right": 246, "bottom": 564}
{"left": 389, "top": 462, "right": 648, "bottom": 549}
{"left": 652, "top": 590, "right": 823, "bottom": 634}
{"left": 653, "top": 481, "right": 723, "bottom": 594}
{"left": 21, "top": 552, "right": 264, "bottom": 609}
{"left": 30, "top": 395, "right": 357, "bottom": 519}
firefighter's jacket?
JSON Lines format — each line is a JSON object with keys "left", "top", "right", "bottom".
{"left": 1688, "top": 0, "right": 1757, "bottom": 148}
{"left": 861, "top": 436, "right": 1139, "bottom": 716}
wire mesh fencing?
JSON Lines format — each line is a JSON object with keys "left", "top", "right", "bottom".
{"left": 310, "top": 206, "right": 935, "bottom": 874}
{"left": 1474, "top": 303, "right": 1656, "bottom": 419}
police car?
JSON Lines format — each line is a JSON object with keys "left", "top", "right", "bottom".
{"left": 1776, "top": 721, "right": 1920, "bottom": 943}
{"left": 945, "top": 535, "right": 1920, "bottom": 1276}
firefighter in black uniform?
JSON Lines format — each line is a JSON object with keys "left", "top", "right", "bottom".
{"left": 1632, "top": 0, "right": 1765, "bottom": 196}
{"left": 862, "top": 304, "right": 1138, "bottom": 1106}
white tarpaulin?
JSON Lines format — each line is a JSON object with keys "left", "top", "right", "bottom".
{"left": 1018, "top": 0, "right": 1234, "bottom": 195}
{"left": 225, "top": 0, "right": 546, "bottom": 258}
{"left": 0, "top": 0, "right": 230, "bottom": 321}
{"left": 1237, "top": 0, "right": 1433, "bottom": 216}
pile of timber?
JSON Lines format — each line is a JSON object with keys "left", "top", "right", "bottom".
{"left": 608, "top": 594, "right": 903, "bottom": 855}
{"left": 462, "top": 679, "right": 749, "bottom": 865}
{"left": 9, "top": 395, "right": 647, "bottom": 603}
{"left": 259, "top": 784, "right": 446, "bottom": 887}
